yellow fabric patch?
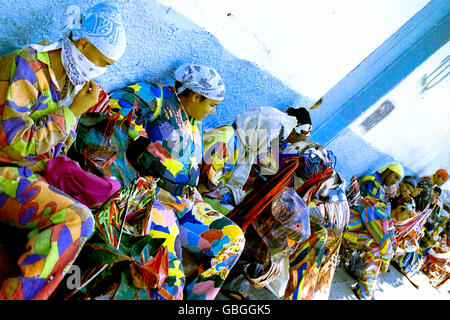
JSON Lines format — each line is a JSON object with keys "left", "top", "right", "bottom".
{"left": 163, "top": 158, "right": 184, "bottom": 177}
{"left": 222, "top": 224, "right": 245, "bottom": 244}
{"left": 129, "top": 83, "right": 141, "bottom": 92}
{"left": 149, "top": 230, "right": 176, "bottom": 253}
{"left": 35, "top": 69, "right": 49, "bottom": 91}
{"left": 0, "top": 80, "right": 9, "bottom": 105}
{"left": 4, "top": 277, "right": 20, "bottom": 299}
{"left": 10, "top": 79, "right": 38, "bottom": 107}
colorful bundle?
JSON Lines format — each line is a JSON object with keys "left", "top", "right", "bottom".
{"left": 228, "top": 158, "right": 299, "bottom": 231}
{"left": 65, "top": 177, "right": 168, "bottom": 300}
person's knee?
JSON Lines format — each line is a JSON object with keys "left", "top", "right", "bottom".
{"left": 223, "top": 223, "right": 246, "bottom": 254}
{"left": 68, "top": 203, "right": 94, "bottom": 239}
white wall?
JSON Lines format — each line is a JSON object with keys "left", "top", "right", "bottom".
{"left": 158, "top": 0, "right": 430, "bottom": 99}
{"left": 350, "top": 42, "right": 450, "bottom": 188}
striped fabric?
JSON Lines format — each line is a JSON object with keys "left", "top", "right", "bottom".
{"left": 342, "top": 198, "right": 396, "bottom": 299}
{"left": 359, "top": 172, "right": 386, "bottom": 202}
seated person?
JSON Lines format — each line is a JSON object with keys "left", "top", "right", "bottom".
{"left": 415, "top": 169, "right": 448, "bottom": 212}
{"left": 359, "top": 162, "right": 404, "bottom": 202}
{"left": 342, "top": 195, "right": 413, "bottom": 300}
{"left": 385, "top": 175, "right": 417, "bottom": 202}
{"left": 0, "top": 2, "right": 126, "bottom": 300}
{"left": 283, "top": 107, "right": 312, "bottom": 144}
{"left": 74, "top": 63, "right": 245, "bottom": 300}
{"left": 198, "top": 106, "right": 299, "bottom": 214}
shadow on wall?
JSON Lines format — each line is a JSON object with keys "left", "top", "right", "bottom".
{"left": 0, "top": 0, "right": 311, "bottom": 130}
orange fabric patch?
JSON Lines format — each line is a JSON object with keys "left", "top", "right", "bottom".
{"left": 200, "top": 229, "right": 223, "bottom": 243}
{"left": 35, "top": 69, "right": 49, "bottom": 91}
{"left": 19, "top": 256, "right": 46, "bottom": 278}
{"left": 0, "top": 80, "right": 9, "bottom": 105}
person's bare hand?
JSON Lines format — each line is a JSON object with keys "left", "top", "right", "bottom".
{"left": 69, "top": 80, "right": 100, "bottom": 117}
{"left": 358, "top": 196, "right": 378, "bottom": 207}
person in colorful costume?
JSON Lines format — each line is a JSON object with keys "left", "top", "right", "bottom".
{"left": 82, "top": 63, "right": 246, "bottom": 300}
{"left": 342, "top": 194, "right": 413, "bottom": 300}
{"left": 385, "top": 175, "right": 418, "bottom": 203}
{"left": 199, "top": 106, "right": 298, "bottom": 215}
{"left": 0, "top": 2, "right": 126, "bottom": 299}
{"left": 414, "top": 169, "right": 448, "bottom": 279}
{"left": 421, "top": 190, "right": 450, "bottom": 289}
{"left": 281, "top": 140, "right": 349, "bottom": 300}
{"left": 341, "top": 162, "right": 404, "bottom": 299}
{"left": 198, "top": 106, "right": 302, "bottom": 299}
{"left": 359, "top": 162, "right": 404, "bottom": 202}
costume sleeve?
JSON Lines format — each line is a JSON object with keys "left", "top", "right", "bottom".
{"left": 0, "top": 50, "right": 77, "bottom": 160}
{"left": 360, "top": 205, "right": 395, "bottom": 261}
{"left": 109, "top": 81, "right": 164, "bottom": 140}
{"left": 360, "top": 180, "right": 381, "bottom": 199}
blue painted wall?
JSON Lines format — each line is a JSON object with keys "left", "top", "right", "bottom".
{"left": 0, "top": 0, "right": 310, "bottom": 130}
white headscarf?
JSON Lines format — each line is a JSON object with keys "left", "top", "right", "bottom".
{"left": 71, "top": 2, "right": 127, "bottom": 61}
{"left": 28, "top": 2, "right": 126, "bottom": 90}
{"left": 225, "top": 107, "right": 297, "bottom": 205}
{"left": 174, "top": 63, "right": 225, "bottom": 101}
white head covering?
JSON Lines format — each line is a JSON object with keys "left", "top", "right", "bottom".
{"left": 71, "top": 2, "right": 127, "bottom": 61}
{"left": 28, "top": 3, "right": 126, "bottom": 91}
{"left": 224, "top": 107, "right": 297, "bottom": 205}
{"left": 174, "top": 63, "right": 225, "bottom": 101}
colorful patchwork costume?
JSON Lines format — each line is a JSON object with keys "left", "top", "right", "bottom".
{"left": 342, "top": 198, "right": 395, "bottom": 299}
{"left": 340, "top": 170, "right": 397, "bottom": 299}
{"left": 83, "top": 79, "right": 245, "bottom": 300}
{"left": 0, "top": 47, "right": 93, "bottom": 300}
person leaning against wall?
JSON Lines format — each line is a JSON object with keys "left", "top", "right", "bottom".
{"left": 198, "top": 106, "right": 298, "bottom": 215}
{"left": 0, "top": 2, "right": 126, "bottom": 300}
{"left": 78, "top": 63, "right": 246, "bottom": 300}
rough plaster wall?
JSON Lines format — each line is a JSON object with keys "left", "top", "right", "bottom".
{"left": 158, "top": 0, "right": 430, "bottom": 100}
{"left": 0, "top": 0, "right": 310, "bottom": 130}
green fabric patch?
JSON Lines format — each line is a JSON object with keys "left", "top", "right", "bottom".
{"left": 49, "top": 209, "right": 67, "bottom": 225}
{"left": 34, "top": 229, "right": 52, "bottom": 255}
{"left": 40, "top": 241, "right": 59, "bottom": 278}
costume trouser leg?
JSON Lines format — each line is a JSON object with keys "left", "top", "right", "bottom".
{"left": 285, "top": 222, "right": 327, "bottom": 300}
{"left": 356, "top": 246, "right": 382, "bottom": 299}
{"left": 156, "top": 189, "right": 245, "bottom": 300}
{"left": 146, "top": 199, "right": 185, "bottom": 300}
{"left": 180, "top": 200, "right": 245, "bottom": 300}
{"left": 342, "top": 231, "right": 382, "bottom": 300}
{"left": 0, "top": 167, "right": 94, "bottom": 300}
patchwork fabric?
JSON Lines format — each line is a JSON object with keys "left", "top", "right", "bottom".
{"left": 359, "top": 172, "right": 386, "bottom": 202}
{"left": 0, "top": 166, "right": 93, "bottom": 300}
{"left": 66, "top": 177, "right": 184, "bottom": 300}
{"left": 200, "top": 123, "right": 246, "bottom": 214}
{"left": 156, "top": 188, "right": 245, "bottom": 300}
{"left": 341, "top": 200, "right": 396, "bottom": 299}
{"left": 0, "top": 47, "right": 77, "bottom": 172}
{"left": 109, "top": 82, "right": 203, "bottom": 193}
